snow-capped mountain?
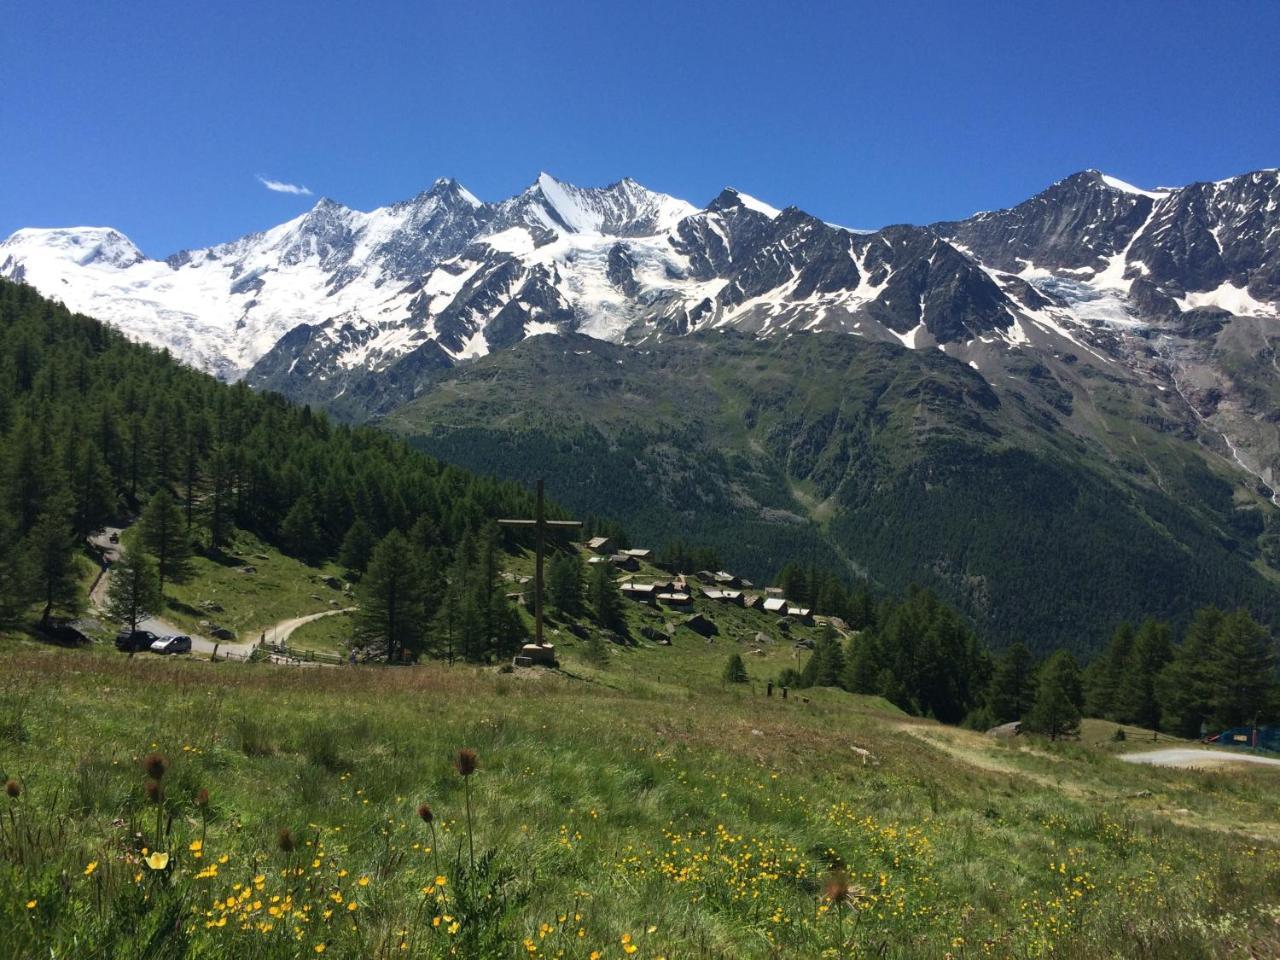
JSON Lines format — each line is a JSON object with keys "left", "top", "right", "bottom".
{"left": 4, "top": 166, "right": 1280, "bottom": 487}
{"left": 0, "top": 177, "right": 488, "bottom": 378}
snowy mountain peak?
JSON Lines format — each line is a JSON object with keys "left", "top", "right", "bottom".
{"left": 489, "top": 173, "right": 696, "bottom": 239}
{"left": 1092, "top": 171, "right": 1171, "bottom": 200}
{"left": 1, "top": 226, "right": 146, "bottom": 269}
{"left": 714, "top": 188, "right": 782, "bottom": 219}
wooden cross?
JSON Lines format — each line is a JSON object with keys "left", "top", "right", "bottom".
{"left": 498, "top": 479, "right": 582, "bottom": 647}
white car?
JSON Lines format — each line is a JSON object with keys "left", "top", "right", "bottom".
{"left": 150, "top": 635, "right": 192, "bottom": 654}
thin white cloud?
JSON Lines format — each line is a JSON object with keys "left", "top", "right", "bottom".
{"left": 257, "top": 175, "right": 313, "bottom": 196}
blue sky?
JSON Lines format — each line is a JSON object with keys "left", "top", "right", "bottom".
{"left": 3, "top": 0, "right": 1277, "bottom": 255}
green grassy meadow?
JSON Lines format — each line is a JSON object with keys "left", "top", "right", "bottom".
{"left": 161, "top": 531, "right": 350, "bottom": 641}
{"left": 2, "top": 635, "right": 1278, "bottom": 959}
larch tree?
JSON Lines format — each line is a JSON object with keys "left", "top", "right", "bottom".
{"left": 106, "top": 531, "right": 162, "bottom": 640}
{"left": 1211, "top": 609, "right": 1277, "bottom": 729}
{"left": 22, "top": 492, "right": 82, "bottom": 625}
{"left": 589, "top": 561, "right": 625, "bottom": 633}
{"left": 140, "top": 489, "right": 192, "bottom": 593}
{"left": 355, "top": 530, "right": 426, "bottom": 663}
{"left": 1156, "top": 606, "right": 1221, "bottom": 738}
{"left": 1026, "top": 651, "right": 1083, "bottom": 741}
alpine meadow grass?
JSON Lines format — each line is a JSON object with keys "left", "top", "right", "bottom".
{"left": 0, "top": 642, "right": 1277, "bottom": 958}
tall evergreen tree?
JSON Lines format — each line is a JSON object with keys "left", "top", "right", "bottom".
{"left": 841, "top": 630, "right": 882, "bottom": 694}
{"left": 987, "top": 641, "right": 1036, "bottom": 724}
{"left": 547, "top": 551, "right": 584, "bottom": 617}
{"left": 1121, "top": 618, "right": 1173, "bottom": 731}
{"left": 22, "top": 492, "right": 81, "bottom": 625}
{"left": 0, "top": 510, "right": 29, "bottom": 626}
{"left": 280, "top": 495, "right": 326, "bottom": 565}
{"left": 1026, "top": 651, "right": 1083, "bottom": 740}
{"left": 139, "top": 489, "right": 192, "bottom": 593}
{"left": 1210, "top": 609, "right": 1277, "bottom": 728}
{"left": 1156, "top": 606, "right": 1222, "bottom": 738}
{"left": 106, "top": 531, "right": 161, "bottom": 639}
{"left": 801, "top": 627, "right": 846, "bottom": 688}
{"left": 355, "top": 530, "right": 426, "bottom": 663}
{"left": 589, "top": 562, "right": 625, "bottom": 632}
{"left": 1084, "top": 621, "right": 1135, "bottom": 720}
{"left": 338, "top": 518, "right": 376, "bottom": 573}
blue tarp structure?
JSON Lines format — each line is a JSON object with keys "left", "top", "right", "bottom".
{"left": 1205, "top": 725, "right": 1280, "bottom": 752}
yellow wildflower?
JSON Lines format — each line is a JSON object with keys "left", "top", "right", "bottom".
{"left": 146, "top": 852, "right": 170, "bottom": 870}
{"left": 84, "top": 861, "right": 99, "bottom": 877}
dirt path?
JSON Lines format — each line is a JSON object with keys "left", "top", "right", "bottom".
{"left": 1120, "top": 748, "right": 1280, "bottom": 770}
{"left": 87, "top": 527, "right": 352, "bottom": 663}
{"left": 263, "top": 608, "right": 355, "bottom": 648}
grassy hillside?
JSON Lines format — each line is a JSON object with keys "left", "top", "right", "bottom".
{"left": 162, "top": 530, "right": 350, "bottom": 642}
{"left": 381, "top": 333, "right": 1280, "bottom": 657}
{"left": 1, "top": 640, "right": 1277, "bottom": 959}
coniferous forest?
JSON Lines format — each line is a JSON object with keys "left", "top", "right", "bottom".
{"left": 0, "top": 279, "right": 543, "bottom": 661}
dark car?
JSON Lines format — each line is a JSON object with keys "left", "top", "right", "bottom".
{"left": 150, "top": 635, "right": 192, "bottom": 655}
{"left": 115, "top": 629, "right": 160, "bottom": 652}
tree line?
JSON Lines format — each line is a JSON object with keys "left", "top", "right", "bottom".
{"left": 774, "top": 595, "right": 1278, "bottom": 740}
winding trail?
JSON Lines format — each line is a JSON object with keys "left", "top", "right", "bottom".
{"left": 262, "top": 608, "right": 356, "bottom": 648}
{"left": 88, "top": 525, "right": 355, "bottom": 662}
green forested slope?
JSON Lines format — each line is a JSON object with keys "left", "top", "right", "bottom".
{"left": 0, "top": 279, "right": 540, "bottom": 633}
{"left": 383, "top": 332, "right": 1280, "bottom": 655}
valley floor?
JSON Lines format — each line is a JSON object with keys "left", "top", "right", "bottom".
{"left": 1, "top": 640, "right": 1278, "bottom": 959}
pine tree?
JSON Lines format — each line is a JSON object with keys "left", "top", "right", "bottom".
{"left": 1157, "top": 606, "right": 1221, "bottom": 738}
{"left": 139, "top": 489, "right": 192, "bottom": 593}
{"left": 547, "top": 551, "right": 584, "bottom": 616}
{"left": 338, "top": 518, "right": 376, "bottom": 573}
{"left": 22, "top": 492, "right": 82, "bottom": 625}
{"left": 0, "top": 509, "right": 29, "bottom": 625}
{"left": 589, "top": 562, "right": 625, "bottom": 632}
{"left": 280, "top": 496, "right": 325, "bottom": 565}
{"left": 1025, "top": 651, "right": 1083, "bottom": 740}
{"left": 841, "top": 630, "right": 881, "bottom": 694}
{"left": 801, "top": 627, "right": 846, "bottom": 688}
{"left": 106, "top": 531, "right": 161, "bottom": 637}
{"left": 1084, "top": 621, "right": 1135, "bottom": 720}
{"left": 68, "top": 439, "right": 115, "bottom": 537}
{"left": 987, "top": 641, "right": 1035, "bottom": 724}
{"left": 1121, "top": 618, "right": 1173, "bottom": 732}
{"left": 206, "top": 446, "right": 235, "bottom": 550}
{"left": 722, "top": 653, "right": 749, "bottom": 684}
{"left": 355, "top": 530, "right": 426, "bottom": 663}
{"left": 1210, "top": 609, "right": 1277, "bottom": 729}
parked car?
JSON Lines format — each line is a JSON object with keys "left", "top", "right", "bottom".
{"left": 150, "top": 635, "right": 192, "bottom": 655}
{"left": 115, "top": 629, "right": 160, "bottom": 652}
